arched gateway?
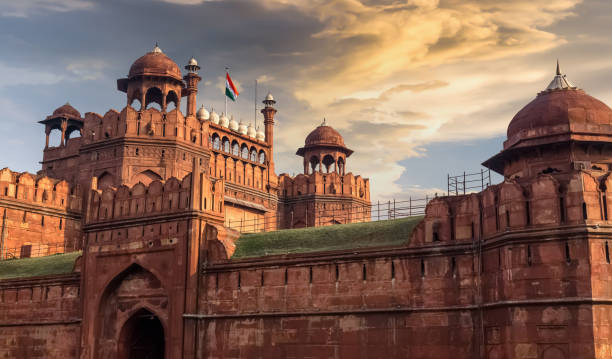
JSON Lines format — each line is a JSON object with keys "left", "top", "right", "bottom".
{"left": 118, "top": 308, "right": 165, "bottom": 359}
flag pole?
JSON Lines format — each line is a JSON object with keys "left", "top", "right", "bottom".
{"left": 254, "top": 79, "right": 258, "bottom": 128}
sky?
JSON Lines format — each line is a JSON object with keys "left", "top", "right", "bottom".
{"left": 1, "top": 0, "right": 612, "bottom": 202}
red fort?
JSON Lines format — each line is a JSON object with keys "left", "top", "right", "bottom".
{"left": 0, "top": 49, "right": 610, "bottom": 359}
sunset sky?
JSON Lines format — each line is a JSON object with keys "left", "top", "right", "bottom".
{"left": 1, "top": 0, "right": 611, "bottom": 201}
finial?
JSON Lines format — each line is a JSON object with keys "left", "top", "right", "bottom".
{"left": 321, "top": 118, "right": 327, "bottom": 126}
{"left": 152, "top": 42, "right": 162, "bottom": 53}
{"left": 556, "top": 59, "right": 561, "bottom": 76}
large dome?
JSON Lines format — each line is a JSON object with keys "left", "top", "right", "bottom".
{"left": 304, "top": 122, "right": 346, "bottom": 147}
{"left": 506, "top": 89, "right": 612, "bottom": 145}
{"left": 128, "top": 46, "right": 182, "bottom": 81}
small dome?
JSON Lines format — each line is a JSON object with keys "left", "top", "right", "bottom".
{"left": 297, "top": 119, "right": 352, "bottom": 157}
{"left": 265, "top": 92, "right": 274, "bottom": 101}
{"left": 128, "top": 45, "right": 182, "bottom": 81}
{"left": 196, "top": 105, "right": 209, "bottom": 120}
{"left": 188, "top": 57, "right": 198, "bottom": 67}
{"left": 229, "top": 115, "right": 238, "bottom": 131}
{"left": 256, "top": 126, "right": 265, "bottom": 141}
{"left": 210, "top": 110, "right": 220, "bottom": 124}
{"left": 219, "top": 113, "right": 229, "bottom": 128}
{"left": 247, "top": 123, "right": 256, "bottom": 137}
{"left": 305, "top": 120, "right": 346, "bottom": 147}
{"left": 238, "top": 120, "right": 248, "bottom": 135}
{"left": 52, "top": 102, "right": 81, "bottom": 119}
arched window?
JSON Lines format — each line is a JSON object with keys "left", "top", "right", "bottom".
{"left": 212, "top": 134, "right": 220, "bottom": 150}
{"left": 250, "top": 148, "right": 257, "bottom": 162}
{"left": 144, "top": 87, "right": 163, "bottom": 110}
{"left": 166, "top": 90, "right": 179, "bottom": 111}
{"left": 232, "top": 141, "right": 239, "bottom": 156}
{"left": 259, "top": 151, "right": 266, "bottom": 164}
{"left": 241, "top": 144, "right": 249, "bottom": 159}
{"left": 223, "top": 138, "right": 230, "bottom": 152}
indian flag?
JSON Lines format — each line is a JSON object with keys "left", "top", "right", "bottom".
{"left": 225, "top": 72, "right": 239, "bottom": 101}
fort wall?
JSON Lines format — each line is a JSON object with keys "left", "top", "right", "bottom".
{"left": 0, "top": 169, "right": 82, "bottom": 258}
{"left": 0, "top": 274, "right": 81, "bottom": 358}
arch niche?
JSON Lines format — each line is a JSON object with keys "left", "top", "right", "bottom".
{"left": 94, "top": 264, "right": 168, "bottom": 359}
{"left": 131, "top": 170, "right": 162, "bottom": 186}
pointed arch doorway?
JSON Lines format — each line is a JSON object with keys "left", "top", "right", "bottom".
{"left": 118, "top": 309, "right": 165, "bottom": 359}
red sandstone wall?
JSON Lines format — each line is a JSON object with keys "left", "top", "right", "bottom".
{"left": 0, "top": 274, "right": 81, "bottom": 358}
{"left": 0, "top": 169, "right": 82, "bottom": 258}
{"left": 197, "top": 253, "right": 478, "bottom": 358}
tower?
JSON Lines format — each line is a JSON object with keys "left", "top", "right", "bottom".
{"left": 296, "top": 119, "right": 353, "bottom": 175}
{"left": 116, "top": 44, "right": 184, "bottom": 111}
{"left": 183, "top": 57, "right": 201, "bottom": 117}
{"left": 260, "top": 93, "right": 277, "bottom": 173}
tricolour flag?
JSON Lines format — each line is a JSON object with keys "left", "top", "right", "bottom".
{"left": 225, "top": 72, "right": 239, "bottom": 101}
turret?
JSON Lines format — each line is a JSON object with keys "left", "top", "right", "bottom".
{"left": 184, "top": 57, "right": 201, "bottom": 117}
{"left": 260, "top": 93, "right": 277, "bottom": 170}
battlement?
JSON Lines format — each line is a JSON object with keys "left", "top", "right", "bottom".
{"left": 79, "top": 106, "right": 208, "bottom": 148}
{"left": 412, "top": 169, "right": 609, "bottom": 246}
{"left": 87, "top": 169, "right": 224, "bottom": 224}
{"left": 279, "top": 171, "right": 370, "bottom": 201}
{"left": 0, "top": 168, "right": 81, "bottom": 212}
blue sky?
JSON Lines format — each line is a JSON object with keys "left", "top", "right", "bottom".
{"left": 1, "top": 0, "right": 612, "bottom": 202}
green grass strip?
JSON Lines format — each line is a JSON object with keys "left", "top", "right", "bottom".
{"left": 232, "top": 216, "right": 423, "bottom": 259}
{"left": 0, "top": 251, "right": 81, "bottom": 280}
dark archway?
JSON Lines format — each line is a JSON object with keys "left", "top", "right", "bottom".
{"left": 118, "top": 308, "right": 165, "bottom": 359}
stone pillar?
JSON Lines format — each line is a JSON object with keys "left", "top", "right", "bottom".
{"left": 45, "top": 128, "right": 51, "bottom": 149}
{"left": 60, "top": 119, "right": 67, "bottom": 147}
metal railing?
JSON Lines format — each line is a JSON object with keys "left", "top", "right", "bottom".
{"left": 226, "top": 195, "right": 437, "bottom": 234}
{"left": 1, "top": 241, "right": 79, "bottom": 261}
{"left": 448, "top": 168, "right": 491, "bottom": 196}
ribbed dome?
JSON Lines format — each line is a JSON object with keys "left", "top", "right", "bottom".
{"left": 238, "top": 120, "right": 248, "bottom": 135}
{"left": 506, "top": 89, "right": 612, "bottom": 143}
{"left": 128, "top": 47, "right": 182, "bottom": 81}
{"left": 219, "top": 113, "right": 230, "bottom": 128}
{"left": 305, "top": 123, "right": 345, "bottom": 147}
{"left": 196, "top": 105, "right": 209, "bottom": 120}
{"left": 256, "top": 126, "right": 265, "bottom": 141}
{"left": 247, "top": 123, "right": 256, "bottom": 138}
{"left": 229, "top": 116, "right": 238, "bottom": 131}
{"left": 210, "top": 110, "right": 220, "bottom": 124}
{"left": 52, "top": 103, "right": 81, "bottom": 119}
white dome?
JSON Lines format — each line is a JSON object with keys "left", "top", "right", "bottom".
{"left": 256, "top": 126, "right": 265, "bottom": 141}
{"left": 196, "top": 105, "right": 209, "bottom": 120}
{"left": 247, "top": 123, "right": 256, "bottom": 137}
{"left": 238, "top": 120, "right": 248, "bottom": 135}
{"left": 188, "top": 57, "right": 198, "bottom": 66}
{"left": 210, "top": 110, "right": 219, "bottom": 124}
{"left": 229, "top": 115, "right": 238, "bottom": 131}
{"left": 265, "top": 92, "right": 274, "bottom": 101}
{"left": 219, "top": 113, "right": 229, "bottom": 128}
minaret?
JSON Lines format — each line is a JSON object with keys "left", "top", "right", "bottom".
{"left": 184, "top": 57, "right": 201, "bottom": 117}
{"left": 261, "top": 93, "right": 277, "bottom": 170}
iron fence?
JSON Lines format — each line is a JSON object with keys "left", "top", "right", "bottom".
{"left": 448, "top": 168, "right": 491, "bottom": 196}
{"left": 1, "top": 241, "right": 78, "bottom": 261}
{"left": 226, "top": 195, "right": 437, "bottom": 234}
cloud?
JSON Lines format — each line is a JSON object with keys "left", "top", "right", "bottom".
{"left": 0, "top": 62, "right": 63, "bottom": 87}
{"left": 0, "top": 0, "right": 94, "bottom": 17}
{"left": 66, "top": 59, "right": 108, "bottom": 81}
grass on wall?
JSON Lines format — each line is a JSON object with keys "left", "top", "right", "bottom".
{"left": 232, "top": 216, "right": 423, "bottom": 259}
{"left": 0, "top": 251, "right": 81, "bottom": 280}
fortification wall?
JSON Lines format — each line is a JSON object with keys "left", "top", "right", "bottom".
{"left": 0, "top": 274, "right": 81, "bottom": 358}
{"left": 197, "top": 249, "right": 478, "bottom": 358}
{"left": 0, "top": 169, "right": 82, "bottom": 258}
